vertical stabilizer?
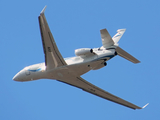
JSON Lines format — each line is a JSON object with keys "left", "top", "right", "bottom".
{"left": 113, "top": 29, "right": 126, "bottom": 45}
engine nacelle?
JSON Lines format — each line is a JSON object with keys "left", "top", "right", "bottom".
{"left": 75, "top": 48, "right": 93, "bottom": 56}
{"left": 92, "top": 62, "right": 107, "bottom": 70}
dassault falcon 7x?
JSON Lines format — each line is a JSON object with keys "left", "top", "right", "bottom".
{"left": 13, "top": 6, "right": 148, "bottom": 110}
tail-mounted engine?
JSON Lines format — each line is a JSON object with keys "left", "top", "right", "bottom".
{"left": 75, "top": 48, "right": 93, "bottom": 56}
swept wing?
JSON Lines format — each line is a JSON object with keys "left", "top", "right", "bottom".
{"left": 38, "top": 6, "right": 67, "bottom": 70}
{"left": 56, "top": 73, "right": 142, "bottom": 110}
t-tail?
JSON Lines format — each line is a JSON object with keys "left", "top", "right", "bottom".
{"left": 100, "top": 28, "right": 140, "bottom": 63}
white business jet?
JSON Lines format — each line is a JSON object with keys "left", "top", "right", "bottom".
{"left": 13, "top": 6, "right": 148, "bottom": 110}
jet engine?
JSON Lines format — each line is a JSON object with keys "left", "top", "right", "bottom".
{"left": 75, "top": 48, "right": 93, "bottom": 56}
{"left": 92, "top": 62, "right": 107, "bottom": 70}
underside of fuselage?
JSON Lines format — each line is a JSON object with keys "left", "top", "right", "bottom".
{"left": 13, "top": 54, "right": 115, "bottom": 82}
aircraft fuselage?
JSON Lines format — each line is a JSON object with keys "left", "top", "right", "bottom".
{"left": 13, "top": 48, "right": 115, "bottom": 82}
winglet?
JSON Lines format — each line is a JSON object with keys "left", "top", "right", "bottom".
{"left": 40, "top": 6, "right": 47, "bottom": 14}
{"left": 142, "top": 103, "right": 149, "bottom": 109}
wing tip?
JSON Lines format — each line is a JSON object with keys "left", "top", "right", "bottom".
{"left": 40, "top": 5, "right": 47, "bottom": 15}
{"left": 133, "top": 60, "right": 141, "bottom": 64}
{"left": 142, "top": 103, "right": 149, "bottom": 109}
{"left": 136, "top": 103, "right": 149, "bottom": 110}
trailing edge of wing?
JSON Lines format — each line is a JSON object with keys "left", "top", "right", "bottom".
{"left": 38, "top": 7, "right": 67, "bottom": 70}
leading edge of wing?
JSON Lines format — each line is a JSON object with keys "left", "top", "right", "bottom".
{"left": 38, "top": 6, "right": 67, "bottom": 70}
{"left": 57, "top": 76, "right": 145, "bottom": 110}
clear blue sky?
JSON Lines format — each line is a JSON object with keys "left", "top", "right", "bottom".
{"left": 1, "top": 0, "right": 160, "bottom": 120}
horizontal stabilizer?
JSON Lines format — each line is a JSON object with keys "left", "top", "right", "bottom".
{"left": 100, "top": 29, "right": 114, "bottom": 48}
{"left": 116, "top": 47, "right": 140, "bottom": 64}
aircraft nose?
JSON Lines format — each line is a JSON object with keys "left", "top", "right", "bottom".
{"left": 13, "top": 69, "right": 25, "bottom": 81}
{"left": 13, "top": 73, "right": 19, "bottom": 81}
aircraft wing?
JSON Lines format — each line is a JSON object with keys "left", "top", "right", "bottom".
{"left": 38, "top": 6, "right": 67, "bottom": 70}
{"left": 100, "top": 29, "right": 114, "bottom": 48}
{"left": 56, "top": 75, "right": 142, "bottom": 110}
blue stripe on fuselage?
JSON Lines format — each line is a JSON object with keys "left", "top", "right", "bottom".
{"left": 92, "top": 55, "right": 115, "bottom": 62}
{"left": 28, "top": 68, "right": 41, "bottom": 72}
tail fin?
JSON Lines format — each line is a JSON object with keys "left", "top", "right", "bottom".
{"left": 113, "top": 29, "right": 126, "bottom": 45}
{"left": 115, "top": 47, "right": 140, "bottom": 63}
